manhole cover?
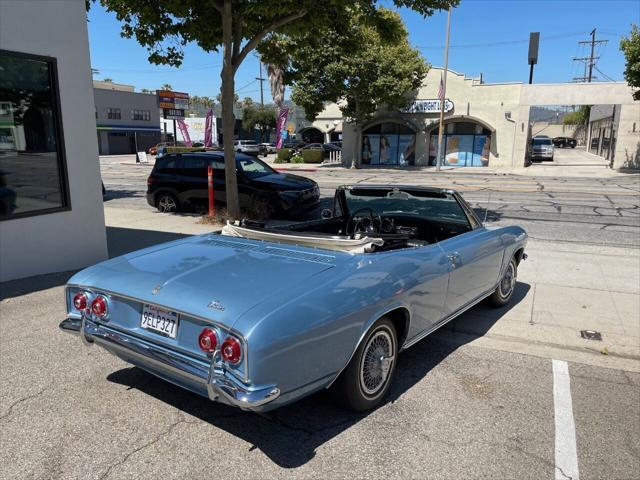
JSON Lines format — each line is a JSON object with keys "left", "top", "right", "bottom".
{"left": 580, "top": 330, "right": 602, "bottom": 341}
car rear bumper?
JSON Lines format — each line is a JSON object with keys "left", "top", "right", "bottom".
{"left": 59, "top": 317, "right": 280, "bottom": 411}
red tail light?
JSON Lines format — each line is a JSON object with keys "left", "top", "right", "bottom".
{"left": 147, "top": 176, "right": 154, "bottom": 185}
{"left": 73, "top": 292, "right": 88, "bottom": 311}
{"left": 221, "top": 336, "right": 242, "bottom": 364}
{"left": 198, "top": 328, "right": 218, "bottom": 353}
{"left": 91, "top": 295, "right": 108, "bottom": 318}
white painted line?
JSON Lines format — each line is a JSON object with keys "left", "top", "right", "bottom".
{"left": 553, "top": 359, "right": 580, "bottom": 480}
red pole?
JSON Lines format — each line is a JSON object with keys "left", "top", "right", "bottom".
{"left": 207, "top": 165, "right": 215, "bottom": 217}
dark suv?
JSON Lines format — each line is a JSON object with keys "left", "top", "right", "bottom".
{"left": 146, "top": 152, "right": 320, "bottom": 218}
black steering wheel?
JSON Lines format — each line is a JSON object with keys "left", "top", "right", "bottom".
{"left": 346, "top": 207, "right": 382, "bottom": 238}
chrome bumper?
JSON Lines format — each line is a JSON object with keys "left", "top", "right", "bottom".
{"left": 59, "top": 318, "right": 280, "bottom": 411}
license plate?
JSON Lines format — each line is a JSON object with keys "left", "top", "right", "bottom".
{"left": 141, "top": 304, "right": 179, "bottom": 339}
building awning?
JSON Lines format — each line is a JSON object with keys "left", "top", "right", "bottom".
{"left": 97, "top": 124, "right": 161, "bottom": 132}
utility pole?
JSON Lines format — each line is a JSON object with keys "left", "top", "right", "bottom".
{"left": 435, "top": 7, "right": 452, "bottom": 172}
{"left": 572, "top": 29, "right": 607, "bottom": 82}
{"left": 256, "top": 59, "right": 265, "bottom": 106}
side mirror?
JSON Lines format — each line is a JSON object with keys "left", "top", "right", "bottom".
{"left": 321, "top": 208, "right": 333, "bottom": 220}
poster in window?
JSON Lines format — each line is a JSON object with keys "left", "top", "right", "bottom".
{"left": 446, "top": 135, "right": 474, "bottom": 166}
{"left": 379, "top": 135, "right": 396, "bottom": 165}
{"left": 429, "top": 135, "right": 439, "bottom": 165}
{"left": 362, "top": 134, "right": 380, "bottom": 164}
{"left": 398, "top": 135, "right": 416, "bottom": 166}
{"left": 471, "top": 135, "right": 486, "bottom": 166}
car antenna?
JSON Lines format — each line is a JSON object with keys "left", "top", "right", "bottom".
{"left": 483, "top": 189, "right": 492, "bottom": 223}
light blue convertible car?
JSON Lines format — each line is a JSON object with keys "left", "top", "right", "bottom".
{"left": 60, "top": 185, "right": 527, "bottom": 412}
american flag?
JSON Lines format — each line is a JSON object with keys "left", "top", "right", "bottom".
{"left": 437, "top": 74, "right": 445, "bottom": 104}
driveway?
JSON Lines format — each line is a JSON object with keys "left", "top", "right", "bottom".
{"left": 550, "top": 146, "right": 610, "bottom": 167}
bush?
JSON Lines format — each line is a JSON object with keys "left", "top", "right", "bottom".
{"left": 290, "top": 154, "right": 304, "bottom": 163}
{"left": 276, "top": 148, "right": 294, "bottom": 162}
{"left": 300, "top": 149, "right": 323, "bottom": 164}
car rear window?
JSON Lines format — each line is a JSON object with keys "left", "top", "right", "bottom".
{"left": 533, "top": 138, "right": 552, "bottom": 145}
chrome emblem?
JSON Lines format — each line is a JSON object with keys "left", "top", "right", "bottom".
{"left": 151, "top": 285, "right": 162, "bottom": 295}
{"left": 208, "top": 299, "right": 225, "bottom": 311}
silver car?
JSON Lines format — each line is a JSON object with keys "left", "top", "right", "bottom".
{"left": 234, "top": 140, "right": 260, "bottom": 156}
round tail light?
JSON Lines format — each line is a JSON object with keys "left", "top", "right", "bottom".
{"left": 73, "top": 292, "right": 88, "bottom": 311}
{"left": 221, "top": 336, "right": 242, "bottom": 364}
{"left": 198, "top": 328, "right": 218, "bottom": 353}
{"left": 91, "top": 295, "right": 108, "bottom": 318}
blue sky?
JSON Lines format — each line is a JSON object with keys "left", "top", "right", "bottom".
{"left": 87, "top": 0, "right": 638, "bottom": 101}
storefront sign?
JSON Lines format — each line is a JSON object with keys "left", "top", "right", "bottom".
{"left": 401, "top": 99, "right": 454, "bottom": 114}
{"left": 163, "top": 108, "right": 185, "bottom": 120}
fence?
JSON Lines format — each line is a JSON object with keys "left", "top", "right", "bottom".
{"left": 324, "top": 150, "right": 342, "bottom": 164}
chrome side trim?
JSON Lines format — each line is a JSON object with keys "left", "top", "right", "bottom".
{"left": 65, "top": 284, "right": 250, "bottom": 383}
{"left": 401, "top": 287, "right": 495, "bottom": 350}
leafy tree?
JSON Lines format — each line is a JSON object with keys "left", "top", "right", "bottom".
{"left": 243, "top": 104, "right": 277, "bottom": 142}
{"left": 260, "top": 8, "right": 428, "bottom": 167}
{"left": 95, "top": 0, "right": 457, "bottom": 218}
{"left": 140, "top": 88, "right": 152, "bottom": 94}
{"left": 620, "top": 24, "right": 640, "bottom": 100}
{"left": 562, "top": 105, "right": 591, "bottom": 126}
{"left": 160, "top": 83, "right": 173, "bottom": 91}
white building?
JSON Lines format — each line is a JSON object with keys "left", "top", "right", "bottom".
{"left": 0, "top": 0, "right": 108, "bottom": 281}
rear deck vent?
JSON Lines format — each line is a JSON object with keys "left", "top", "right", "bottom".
{"left": 205, "top": 237, "right": 335, "bottom": 265}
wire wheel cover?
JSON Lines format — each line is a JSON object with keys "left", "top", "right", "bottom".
{"left": 359, "top": 329, "right": 395, "bottom": 396}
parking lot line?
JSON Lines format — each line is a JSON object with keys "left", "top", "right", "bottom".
{"left": 553, "top": 359, "right": 580, "bottom": 480}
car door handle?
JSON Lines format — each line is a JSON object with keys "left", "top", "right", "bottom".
{"left": 448, "top": 252, "right": 462, "bottom": 268}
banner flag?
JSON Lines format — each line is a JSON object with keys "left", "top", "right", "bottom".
{"left": 204, "top": 108, "right": 213, "bottom": 147}
{"left": 177, "top": 119, "right": 192, "bottom": 146}
{"left": 275, "top": 107, "right": 289, "bottom": 149}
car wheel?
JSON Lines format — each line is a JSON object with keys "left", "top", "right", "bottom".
{"left": 489, "top": 257, "right": 517, "bottom": 307}
{"left": 333, "top": 317, "right": 397, "bottom": 411}
{"left": 156, "top": 193, "right": 179, "bottom": 213}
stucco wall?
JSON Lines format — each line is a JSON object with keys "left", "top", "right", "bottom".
{"left": 0, "top": 0, "right": 108, "bottom": 281}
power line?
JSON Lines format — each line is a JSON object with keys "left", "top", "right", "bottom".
{"left": 417, "top": 31, "right": 588, "bottom": 50}
{"left": 572, "top": 28, "right": 607, "bottom": 82}
{"left": 593, "top": 66, "right": 617, "bottom": 82}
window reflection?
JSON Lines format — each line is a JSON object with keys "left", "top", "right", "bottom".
{"left": 0, "top": 51, "right": 67, "bottom": 219}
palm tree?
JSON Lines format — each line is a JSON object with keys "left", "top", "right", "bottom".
{"left": 161, "top": 83, "right": 173, "bottom": 91}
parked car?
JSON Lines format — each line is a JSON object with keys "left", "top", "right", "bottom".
{"left": 282, "top": 140, "right": 304, "bottom": 150}
{"left": 149, "top": 142, "right": 175, "bottom": 156}
{"left": 300, "top": 142, "right": 342, "bottom": 159}
{"left": 234, "top": 140, "right": 260, "bottom": 156}
{"left": 552, "top": 136, "right": 577, "bottom": 148}
{"left": 146, "top": 151, "right": 319, "bottom": 217}
{"left": 259, "top": 142, "right": 276, "bottom": 156}
{"left": 60, "top": 184, "right": 527, "bottom": 412}
{"left": 529, "top": 136, "right": 555, "bottom": 161}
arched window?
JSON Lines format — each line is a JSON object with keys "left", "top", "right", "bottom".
{"left": 429, "top": 121, "right": 492, "bottom": 167}
{"left": 362, "top": 122, "right": 416, "bottom": 166}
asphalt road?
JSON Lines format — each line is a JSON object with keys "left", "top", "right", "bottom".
{"left": 101, "top": 150, "right": 640, "bottom": 248}
{"left": 1, "top": 282, "right": 638, "bottom": 480}
{"left": 1, "top": 153, "right": 637, "bottom": 479}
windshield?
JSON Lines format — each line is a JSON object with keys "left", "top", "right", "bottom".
{"left": 344, "top": 188, "right": 471, "bottom": 224}
{"left": 533, "top": 138, "right": 552, "bottom": 145}
{"left": 237, "top": 156, "right": 275, "bottom": 178}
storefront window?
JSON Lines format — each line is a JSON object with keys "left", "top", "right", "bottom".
{"left": 0, "top": 50, "right": 69, "bottom": 219}
{"left": 429, "top": 122, "right": 491, "bottom": 167}
{"left": 362, "top": 122, "right": 416, "bottom": 166}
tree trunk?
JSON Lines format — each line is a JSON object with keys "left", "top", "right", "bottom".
{"left": 221, "top": 0, "right": 240, "bottom": 220}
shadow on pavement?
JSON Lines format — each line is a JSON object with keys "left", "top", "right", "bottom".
{"left": 106, "top": 281, "right": 530, "bottom": 468}
{"left": 106, "top": 226, "right": 192, "bottom": 258}
{"left": 0, "top": 269, "right": 76, "bottom": 301}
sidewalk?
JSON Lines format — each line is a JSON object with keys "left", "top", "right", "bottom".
{"left": 436, "top": 239, "right": 640, "bottom": 372}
